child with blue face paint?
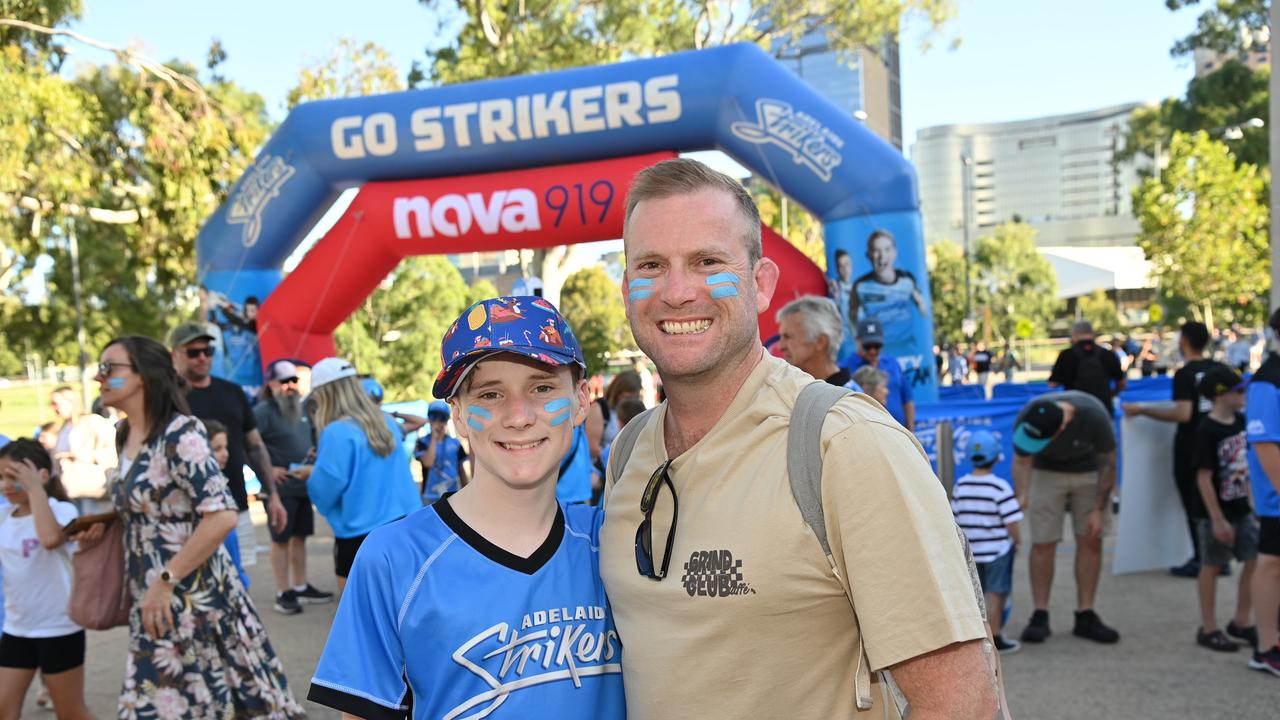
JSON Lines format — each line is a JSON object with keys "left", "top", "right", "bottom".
{"left": 309, "top": 297, "right": 625, "bottom": 720}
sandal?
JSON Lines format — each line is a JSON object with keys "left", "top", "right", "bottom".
{"left": 1197, "top": 628, "right": 1239, "bottom": 652}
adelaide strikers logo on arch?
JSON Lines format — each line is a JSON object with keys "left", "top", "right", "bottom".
{"left": 730, "top": 98, "right": 844, "bottom": 182}
{"left": 226, "top": 154, "right": 296, "bottom": 247}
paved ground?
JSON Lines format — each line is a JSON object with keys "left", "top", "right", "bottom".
{"left": 31, "top": 509, "right": 1278, "bottom": 719}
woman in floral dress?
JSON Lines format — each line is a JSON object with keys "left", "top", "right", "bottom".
{"left": 75, "top": 336, "right": 303, "bottom": 719}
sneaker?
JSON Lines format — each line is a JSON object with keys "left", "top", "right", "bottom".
{"left": 273, "top": 590, "right": 303, "bottom": 615}
{"left": 994, "top": 635, "right": 1021, "bottom": 654}
{"left": 1072, "top": 610, "right": 1120, "bottom": 644}
{"left": 1248, "top": 646, "right": 1280, "bottom": 677}
{"left": 1197, "top": 628, "right": 1239, "bottom": 652}
{"left": 1169, "top": 560, "right": 1200, "bottom": 578}
{"left": 1021, "top": 610, "right": 1051, "bottom": 643}
{"left": 294, "top": 584, "right": 335, "bottom": 605}
{"left": 1226, "top": 620, "right": 1259, "bottom": 648}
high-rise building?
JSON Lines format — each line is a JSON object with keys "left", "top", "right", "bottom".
{"left": 776, "top": 33, "right": 903, "bottom": 149}
{"left": 910, "top": 103, "right": 1146, "bottom": 248}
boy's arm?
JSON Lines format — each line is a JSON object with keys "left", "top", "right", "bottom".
{"left": 1196, "top": 468, "right": 1227, "bottom": 522}
{"left": 1005, "top": 519, "right": 1021, "bottom": 547}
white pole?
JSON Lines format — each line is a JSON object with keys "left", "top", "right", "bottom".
{"left": 1271, "top": 0, "right": 1280, "bottom": 313}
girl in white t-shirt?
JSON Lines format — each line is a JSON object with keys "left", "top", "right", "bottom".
{"left": 0, "top": 438, "right": 93, "bottom": 719}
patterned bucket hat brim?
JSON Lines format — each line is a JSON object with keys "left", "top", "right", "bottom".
{"left": 432, "top": 296, "right": 585, "bottom": 399}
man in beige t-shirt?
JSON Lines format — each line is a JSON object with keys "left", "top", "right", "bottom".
{"left": 602, "top": 158, "right": 995, "bottom": 719}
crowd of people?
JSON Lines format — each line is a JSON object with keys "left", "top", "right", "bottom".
{"left": 2, "top": 156, "right": 1279, "bottom": 719}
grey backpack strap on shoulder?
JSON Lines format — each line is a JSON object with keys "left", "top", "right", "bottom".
{"left": 606, "top": 406, "right": 660, "bottom": 492}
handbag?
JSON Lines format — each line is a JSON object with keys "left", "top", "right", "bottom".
{"left": 68, "top": 517, "right": 131, "bottom": 630}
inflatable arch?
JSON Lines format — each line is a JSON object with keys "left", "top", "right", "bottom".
{"left": 196, "top": 42, "right": 939, "bottom": 400}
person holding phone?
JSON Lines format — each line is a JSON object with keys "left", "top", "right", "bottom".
{"left": 0, "top": 439, "right": 93, "bottom": 720}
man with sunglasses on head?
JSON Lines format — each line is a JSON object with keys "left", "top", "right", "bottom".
{"left": 845, "top": 318, "right": 915, "bottom": 430}
{"left": 253, "top": 359, "right": 333, "bottom": 615}
{"left": 168, "top": 322, "right": 287, "bottom": 584}
{"left": 601, "top": 158, "right": 994, "bottom": 719}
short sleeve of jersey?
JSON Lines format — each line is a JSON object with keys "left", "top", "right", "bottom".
{"left": 1248, "top": 381, "right": 1280, "bottom": 443}
{"left": 309, "top": 539, "right": 410, "bottom": 720}
{"left": 1048, "top": 349, "right": 1074, "bottom": 386}
{"left": 1172, "top": 367, "right": 1195, "bottom": 402}
{"left": 238, "top": 389, "right": 257, "bottom": 433}
{"left": 1192, "top": 424, "right": 1217, "bottom": 471}
{"left": 821, "top": 417, "right": 985, "bottom": 670}
{"left": 895, "top": 363, "right": 914, "bottom": 405}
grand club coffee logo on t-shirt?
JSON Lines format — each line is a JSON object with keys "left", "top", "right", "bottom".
{"left": 680, "top": 549, "right": 756, "bottom": 597}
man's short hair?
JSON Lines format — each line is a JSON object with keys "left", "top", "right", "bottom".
{"left": 1180, "top": 321, "right": 1210, "bottom": 352}
{"left": 776, "top": 296, "right": 843, "bottom": 363}
{"left": 853, "top": 365, "right": 888, "bottom": 390}
{"left": 1071, "top": 320, "right": 1094, "bottom": 338}
{"left": 624, "top": 158, "right": 761, "bottom": 265}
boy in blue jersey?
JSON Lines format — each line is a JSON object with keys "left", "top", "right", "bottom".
{"left": 1245, "top": 308, "right": 1280, "bottom": 677}
{"left": 309, "top": 296, "right": 626, "bottom": 719}
{"left": 415, "top": 400, "right": 470, "bottom": 502}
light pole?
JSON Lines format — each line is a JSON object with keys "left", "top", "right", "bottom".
{"left": 1153, "top": 117, "right": 1265, "bottom": 181}
{"left": 960, "top": 153, "right": 974, "bottom": 324}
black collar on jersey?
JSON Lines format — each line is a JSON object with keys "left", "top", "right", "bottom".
{"left": 432, "top": 495, "right": 564, "bottom": 575}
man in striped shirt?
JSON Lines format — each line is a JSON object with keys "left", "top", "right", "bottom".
{"left": 952, "top": 430, "right": 1024, "bottom": 653}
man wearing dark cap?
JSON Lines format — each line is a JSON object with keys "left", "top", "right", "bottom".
{"left": 168, "top": 322, "right": 286, "bottom": 578}
{"left": 1011, "top": 389, "right": 1120, "bottom": 645}
{"left": 1244, "top": 308, "right": 1280, "bottom": 676}
{"left": 844, "top": 318, "right": 915, "bottom": 429}
{"left": 1048, "top": 320, "right": 1126, "bottom": 410}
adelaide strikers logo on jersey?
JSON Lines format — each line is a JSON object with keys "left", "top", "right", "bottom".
{"left": 680, "top": 549, "right": 756, "bottom": 597}
{"left": 448, "top": 604, "right": 621, "bottom": 719}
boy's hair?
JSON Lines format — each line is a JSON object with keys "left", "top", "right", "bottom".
{"left": 201, "top": 418, "right": 228, "bottom": 439}
{"left": 0, "top": 438, "right": 69, "bottom": 501}
{"left": 972, "top": 459, "right": 998, "bottom": 471}
{"left": 616, "top": 398, "right": 647, "bottom": 426}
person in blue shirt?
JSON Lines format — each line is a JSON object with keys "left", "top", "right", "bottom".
{"left": 309, "top": 296, "right": 625, "bottom": 720}
{"left": 844, "top": 319, "right": 915, "bottom": 430}
{"left": 415, "top": 401, "right": 469, "bottom": 502}
{"left": 1245, "top": 308, "right": 1280, "bottom": 677}
{"left": 304, "top": 357, "right": 422, "bottom": 596}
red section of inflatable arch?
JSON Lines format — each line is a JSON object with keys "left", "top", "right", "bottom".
{"left": 257, "top": 151, "right": 828, "bottom": 367}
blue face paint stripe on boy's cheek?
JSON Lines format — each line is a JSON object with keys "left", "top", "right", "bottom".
{"left": 710, "top": 285, "right": 739, "bottom": 299}
{"left": 467, "top": 405, "right": 492, "bottom": 420}
{"left": 467, "top": 418, "right": 485, "bottom": 431}
{"left": 543, "top": 398, "right": 571, "bottom": 414}
{"left": 550, "top": 411, "right": 572, "bottom": 427}
{"left": 706, "top": 272, "right": 741, "bottom": 286}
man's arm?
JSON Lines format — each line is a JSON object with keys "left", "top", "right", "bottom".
{"left": 1085, "top": 450, "right": 1117, "bottom": 539}
{"left": 890, "top": 640, "right": 998, "bottom": 720}
{"left": 903, "top": 401, "right": 916, "bottom": 433}
{"left": 1012, "top": 453, "right": 1033, "bottom": 508}
{"left": 1123, "top": 400, "right": 1191, "bottom": 424}
{"left": 245, "top": 429, "right": 287, "bottom": 532}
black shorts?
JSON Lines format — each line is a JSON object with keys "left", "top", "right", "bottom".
{"left": 1260, "top": 516, "right": 1280, "bottom": 556}
{"left": 265, "top": 494, "right": 315, "bottom": 544}
{"left": 333, "top": 533, "right": 370, "bottom": 578}
{"left": 0, "top": 631, "right": 85, "bottom": 674}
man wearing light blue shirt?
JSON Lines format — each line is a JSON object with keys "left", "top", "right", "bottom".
{"left": 844, "top": 319, "right": 915, "bottom": 430}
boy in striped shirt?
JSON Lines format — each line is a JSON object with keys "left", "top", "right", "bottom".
{"left": 952, "top": 430, "right": 1025, "bottom": 653}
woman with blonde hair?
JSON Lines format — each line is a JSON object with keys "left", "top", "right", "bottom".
{"left": 305, "top": 358, "right": 421, "bottom": 594}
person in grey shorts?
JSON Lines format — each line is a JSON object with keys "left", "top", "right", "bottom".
{"left": 1011, "top": 390, "right": 1120, "bottom": 645}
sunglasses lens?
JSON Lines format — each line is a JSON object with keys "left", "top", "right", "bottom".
{"left": 634, "top": 522, "right": 654, "bottom": 577}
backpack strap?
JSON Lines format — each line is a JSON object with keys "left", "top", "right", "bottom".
{"left": 605, "top": 406, "right": 660, "bottom": 503}
{"left": 786, "top": 382, "right": 849, "bottom": 565}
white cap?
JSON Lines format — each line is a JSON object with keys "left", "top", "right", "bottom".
{"left": 310, "top": 357, "right": 357, "bottom": 392}
{"left": 267, "top": 360, "right": 300, "bottom": 383}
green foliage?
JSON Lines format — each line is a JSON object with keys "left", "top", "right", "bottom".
{"left": 334, "top": 256, "right": 497, "bottom": 402}
{"left": 751, "top": 182, "right": 826, "bottom": 271}
{"left": 559, "top": 266, "right": 634, "bottom": 374}
{"left": 1121, "top": 61, "right": 1268, "bottom": 169}
{"left": 287, "top": 38, "right": 406, "bottom": 108}
{"left": 0, "top": 24, "right": 272, "bottom": 373}
{"left": 926, "top": 239, "right": 966, "bottom": 343}
{"left": 1076, "top": 289, "right": 1124, "bottom": 335}
{"left": 1166, "top": 0, "right": 1269, "bottom": 58}
{"left": 1133, "top": 131, "right": 1270, "bottom": 329}
{"left": 970, "top": 221, "right": 1059, "bottom": 342}
{"left": 417, "top": 0, "right": 955, "bottom": 85}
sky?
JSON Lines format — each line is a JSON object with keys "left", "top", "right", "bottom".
{"left": 67, "top": 0, "right": 1205, "bottom": 147}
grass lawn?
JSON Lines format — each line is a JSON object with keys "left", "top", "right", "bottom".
{"left": 0, "top": 382, "right": 84, "bottom": 440}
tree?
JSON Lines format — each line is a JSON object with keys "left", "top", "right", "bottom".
{"left": 970, "top": 221, "right": 1059, "bottom": 342}
{"left": 751, "top": 183, "right": 826, "bottom": 270}
{"left": 925, "top": 239, "right": 965, "bottom": 344}
{"left": 0, "top": 11, "right": 271, "bottom": 375}
{"left": 559, "top": 266, "right": 634, "bottom": 373}
{"left": 1133, "top": 131, "right": 1270, "bottom": 330}
{"left": 287, "top": 38, "right": 405, "bottom": 108}
{"left": 1167, "top": 0, "right": 1269, "bottom": 58}
{"left": 336, "top": 256, "right": 497, "bottom": 401}
{"left": 1076, "top": 288, "right": 1124, "bottom": 336}
{"left": 1120, "top": 60, "right": 1268, "bottom": 170}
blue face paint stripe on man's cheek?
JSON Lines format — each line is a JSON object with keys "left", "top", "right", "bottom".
{"left": 710, "top": 285, "right": 739, "bottom": 299}
{"left": 628, "top": 278, "right": 655, "bottom": 303}
{"left": 706, "top": 272, "right": 741, "bottom": 286}
{"left": 543, "top": 398, "right": 571, "bottom": 414}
